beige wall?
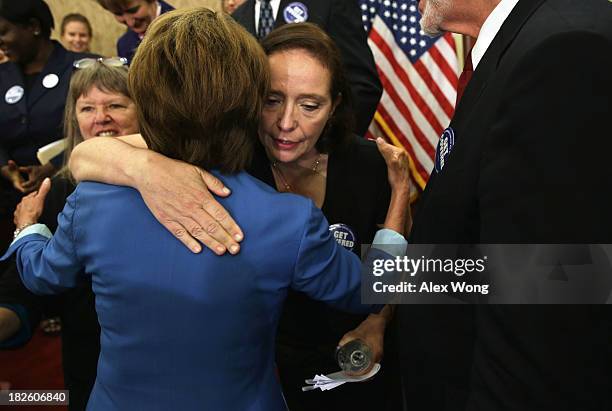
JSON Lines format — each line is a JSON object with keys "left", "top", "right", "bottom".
{"left": 46, "top": 0, "right": 222, "bottom": 57}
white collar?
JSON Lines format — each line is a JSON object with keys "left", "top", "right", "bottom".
{"left": 255, "top": 0, "right": 282, "bottom": 31}
{"left": 471, "top": 0, "right": 519, "bottom": 69}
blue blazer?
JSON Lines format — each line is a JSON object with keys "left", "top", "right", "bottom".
{"left": 117, "top": 0, "right": 174, "bottom": 64}
{"left": 4, "top": 171, "right": 393, "bottom": 410}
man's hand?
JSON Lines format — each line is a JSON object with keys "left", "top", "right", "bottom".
{"left": 1, "top": 160, "right": 27, "bottom": 192}
{"left": 136, "top": 151, "right": 244, "bottom": 255}
{"left": 13, "top": 177, "right": 51, "bottom": 228}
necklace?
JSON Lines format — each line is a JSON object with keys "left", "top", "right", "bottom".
{"left": 271, "top": 154, "right": 323, "bottom": 192}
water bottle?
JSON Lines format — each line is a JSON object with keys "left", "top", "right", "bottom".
{"left": 335, "top": 339, "right": 372, "bottom": 374}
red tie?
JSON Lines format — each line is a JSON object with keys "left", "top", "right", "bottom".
{"left": 456, "top": 50, "right": 473, "bottom": 105}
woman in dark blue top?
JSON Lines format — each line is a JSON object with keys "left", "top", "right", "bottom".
{"left": 0, "top": 0, "right": 90, "bottom": 245}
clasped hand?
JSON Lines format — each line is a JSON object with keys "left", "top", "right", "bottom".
{"left": 1, "top": 160, "right": 56, "bottom": 193}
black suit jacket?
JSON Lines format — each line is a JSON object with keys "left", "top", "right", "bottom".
{"left": 401, "top": 0, "right": 612, "bottom": 410}
{"left": 233, "top": 0, "right": 382, "bottom": 136}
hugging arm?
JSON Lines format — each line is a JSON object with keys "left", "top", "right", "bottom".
{"left": 69, "top": 134, "right": 244, "bottom": 254}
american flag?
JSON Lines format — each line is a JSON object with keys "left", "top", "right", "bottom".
{"left": 360, "top": 0, "right": 459, "bottom": 189}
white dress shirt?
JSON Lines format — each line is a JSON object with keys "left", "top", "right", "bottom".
{"left": 471, "top": 0, "right": 519, "bottom": 69}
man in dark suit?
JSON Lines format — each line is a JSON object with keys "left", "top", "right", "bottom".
{"left": 400, "top": 0, "right": 612, "bottom": 410}
{"left": 233, "top": 0, "right": 382, "bottom": 136}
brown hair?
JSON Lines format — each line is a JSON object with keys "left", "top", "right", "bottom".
{"left": 61, "top": 63, "right": 133, "bottom": 179}
{"left": 261, "top": 22, "right": 354, "bottom": 153}
{"left": 96, "top": 0, "right": 155, "bottom": 13}
{"left": 129, "top": 7, "right": 269, "bottom": 173}
{"left": 60, "top": 13, "right": 92, "bottom": 37}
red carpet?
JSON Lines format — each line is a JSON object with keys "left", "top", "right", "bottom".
{"left": 0, "top": 327, "right": 67, "bottom": 411}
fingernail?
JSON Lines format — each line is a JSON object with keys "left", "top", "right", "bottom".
{"left": 216, "top": 246, "right": 226, "bottom": 254}
{"left": 222, "top": 187, "right": 231, "bottom": 195}
{"left": 230, "top": 244, "right": 240, "bottom": 254}
{"left": 234, "top": 233, "right": 243, "bottom": 241}
{"left": 192, "top": 245, "right": 202, "bottom": 253}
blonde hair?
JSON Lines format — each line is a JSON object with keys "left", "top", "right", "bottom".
{"left": 61, "top": 63, "right": 132, "bottom": 179}
{"left": 129, "top": 7, "right": 270, "bottom": 173}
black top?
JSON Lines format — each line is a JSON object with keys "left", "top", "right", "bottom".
{"left": 0, "top": 42, "right": 94, "bottom": 219}
{"left": 249, "top": 136, "right": 398, "bottom": 410}
{"left": 250, "top": 136, "right": 390, "bottom": 348}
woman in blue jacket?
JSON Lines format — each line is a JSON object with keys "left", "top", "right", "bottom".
{"left": 4, "top": 8, "right": 409, "bottom": 410}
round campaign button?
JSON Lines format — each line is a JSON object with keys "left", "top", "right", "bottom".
{"left": 329, "top": 223, "right": 357, "bottom": 251}
{"left": 434, "top": 127, "right": 455, "bottom": 173}
{"left": 42, "top": 73, "right": 60, "bottom": 89}
{"left": 283, "top": 2, "right": 309, "bottom": 23}
{"left": 5, "top": 85, "right": 24, "bottom": 105}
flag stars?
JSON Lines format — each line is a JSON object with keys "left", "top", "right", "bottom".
{"left": 419, "top": 40, "right": 427, "bottom": 47}
{"left": 410, "top": 38, "right": 417, "bottom": 45}
{"left": 409, "top": 15, "right": 417, "bottom": 23}
{"left": 410, "top": 49, "right": 417, "bottom": 56}
{"left": 384, "top": 10, "right": 391, "bottom": 17}
{"left": 410, "top": 5, "right": 417, "bottom": 12}
{"left": 400, "top": 37, "right": 407, "bottom": 44}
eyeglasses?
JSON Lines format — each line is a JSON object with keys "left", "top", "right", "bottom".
{"left": 73, "top": 57, "right": 128, "bottom": 69}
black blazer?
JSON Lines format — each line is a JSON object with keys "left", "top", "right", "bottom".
{"left": 400, "top": 0, "right": 612, "bottom": 410}
{"left": 233, "top": 0, "right": 382, "bottom": 136}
